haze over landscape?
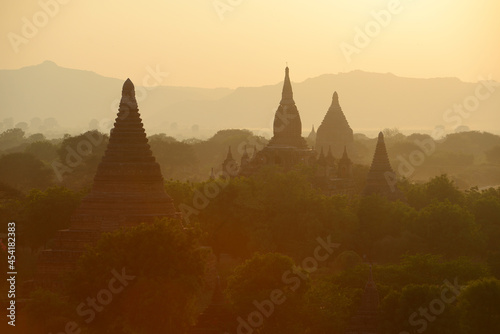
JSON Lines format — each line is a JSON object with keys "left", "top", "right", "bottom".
{"left": 2, "top": 1, "right": 499, "bottom": 139}
{"left": 1, "top": 1, "right": 500, "bottom": 334}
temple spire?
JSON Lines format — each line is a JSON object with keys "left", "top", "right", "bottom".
{"left": 222, "top": 146, "right": 238, "bottom": 178}
{"left": 331, "top": 91, "right": 340, "bottom": 108}
{"left": 369, "top": 132, "right": 392, "bottom": 174}
{"left": 269, "top": 66, "right": 307, "bottom": 148}
{"left": 281, "top": 66, "right": 294, "bottom": 105}
{"left": 119, "top": 78, "right": 138, "bottom": 112}
{"left": 341, "top": 146, "right": 349, "bottom": 160}
{"left": 315, "top": 91, "right": 354, "bottom": 158}
{"left": 363, "top": 132, "right": 403, "bottom": 200}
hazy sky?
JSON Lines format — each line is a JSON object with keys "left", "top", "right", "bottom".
{"left": 1, "top": 0, "right": 499, "bottom": 88}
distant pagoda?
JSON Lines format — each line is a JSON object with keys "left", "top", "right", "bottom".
{"left": 238, "top": 67, "right": 316, "bottom": 175}
{"left": 306, "top": 125, "right": 316, "bottom": 147}
{"left": 315, "top": 92, "right": 354, "bottom": 158}
{"left": 345, "top": 266, "right": 380, "bottom": 334}
{"left": 37, "top": 79, "right": 178, "bottom": 287}
{"left": 363, "top": 132, "right": 403, "bottom": 200}
{"left": 221, "top": 146, "right": 238, "bottom": 178}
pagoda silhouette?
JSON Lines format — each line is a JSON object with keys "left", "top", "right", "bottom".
{"left": 37, "top": 79, "right": 179, "bottom": 287}
{"left": 363, "top": 132, "right": 404, "bottom": 200}
{"left": 316, "top": 91, "right": 355, "bottom": 159}
{"left": 238, "top": 67, "right": 316, "bottom": 176}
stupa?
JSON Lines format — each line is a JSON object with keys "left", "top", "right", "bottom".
{"left": 238, "top": 67, "right": 316, "bottom": 175}
{"left": 363, "top": 132, "right": 403, "bottom": 200}
{"left": 37, "top": 79, "right": 178, "bottom": 287}
{"left": 315, "top": 92, "right": 354, "bottom": 158}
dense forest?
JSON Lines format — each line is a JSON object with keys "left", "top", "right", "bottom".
{"left": 1, "top": 127, "right": 500, "bottom": 333}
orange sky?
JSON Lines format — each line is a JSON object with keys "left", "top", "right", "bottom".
{"left": 1, "top": 0, "right": 499, "bottom": 88}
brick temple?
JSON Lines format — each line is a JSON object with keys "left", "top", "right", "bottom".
{"left": 37, "top": 79, "right": 178, "bottom": 287}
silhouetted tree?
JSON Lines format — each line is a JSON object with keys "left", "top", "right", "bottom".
{"left": 22, "top": 186, "right": 82, "bottom": 250}
{"left": 0, "top": 128, "right": 25, "bottom": 151}
{"left": 67, "top": 219, "right": 206, "bottom": 334}
{"left": 226, "top": 252, "right": 309, "bottom": 334}
{"left": 458, "top": 278, "right": 500, "bottom": 334}
{"left": 0, "top": 152, "right": 52, "bottom": 191}
{"left": 24, "top": 140, "right": 58, "bottom": 162}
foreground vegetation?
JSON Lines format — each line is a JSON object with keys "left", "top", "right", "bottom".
{"left": 1, "top": 126, "right": 500, "bottom": 333}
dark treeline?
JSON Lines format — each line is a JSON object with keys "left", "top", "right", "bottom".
{"left": 1, "top": 127, "right": 500, "bottom": 192}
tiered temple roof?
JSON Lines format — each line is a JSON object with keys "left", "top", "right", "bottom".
{"left": 315, "top": 92, "right": 354, "bottom": 158}
{"left": 37, "top": 79, "right": 178, "bottom": 287}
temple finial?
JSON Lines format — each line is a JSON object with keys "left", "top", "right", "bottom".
{"left": 123, "top": 78, "right": 134, "bottom": 93}
{"left": 281, "top": 66, "right": 294, "bottom": 104}
{"left": 331, "top": 91, "right": 340, "bottom": 108}
{"left": 119, "top": 78, "right": 138, "bottom": 112}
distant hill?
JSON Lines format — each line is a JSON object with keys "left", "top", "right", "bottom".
{"left": 1, "top": 61, "right": 499, "bottom": 138}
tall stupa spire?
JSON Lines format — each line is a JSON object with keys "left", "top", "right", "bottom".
{"left": 280, "top": 66, "right": 294, "bottom": 105}
{"left": 269, "top": 67, "right": 307, "bottom": 148}
{"left": 119, "top": 78, "right": 138, "bottom": 112}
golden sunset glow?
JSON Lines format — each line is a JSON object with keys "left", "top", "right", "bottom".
{"left": 1, "top": 0, "right": 499, "bottom": 87}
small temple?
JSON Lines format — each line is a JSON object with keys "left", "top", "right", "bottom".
{"left": 37, "top": 79, "right": 179, "bottom": 287}
{"left": 363, "top": 132, "right": 404, "bottom": 200}
{"left": 315, "top": 92, "right": 354, "bottom": 159}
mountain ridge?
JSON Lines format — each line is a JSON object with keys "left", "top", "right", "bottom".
{"left": 1, "top": 61, "right": 498, "bottom": 138}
